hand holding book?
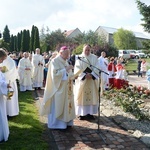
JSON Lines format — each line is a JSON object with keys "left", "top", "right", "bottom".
{"left": 83, "top": 67, "right": 92, "bottom": 73}
{"left": 82, "top": 67, "right": 95, "bottom": 80}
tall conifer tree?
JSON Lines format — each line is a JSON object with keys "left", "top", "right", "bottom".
{"left": 14, "top": 35, "right": 17, "bottom": 52}
{"left": 34, "top": 26, "right": 40, "bottom": 50}
{"left": 10, "top": 35, "right": 14, "bottom": 51}
{"left": 17, "top": 32, "right": 22, "bottom": 51}
{"left": 30, "top": 25, "right": 35, "bottom": 51}
{"left": 26, "top": 30, "right": 30, "bottom": 51}
{"left": 21, "top": 29, "right": 27, "bottom": 51}
{"left": 3, "top": 25, "right": 10, "bottom": 44}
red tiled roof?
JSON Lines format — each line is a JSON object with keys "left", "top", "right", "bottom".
{"left": 64, "top": 29, "right": 75, "bottom": 37}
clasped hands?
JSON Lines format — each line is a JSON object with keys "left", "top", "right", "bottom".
{"left": 65, "top": 65, "right": 74, "bottom": 72}
{"left": 7, "top": 84, "right": 11, "bottom": 89}
{"left": 38, "top": 62, "right": 43, "bottom": 66}
{"left": 25, "top": 67, "right": 31, "bottom": 70}
{"left": 85, "top": 73, "right": 92, "bottom": 79}
{"left": 112, "top": 73, "right": 116, "bottom": 77}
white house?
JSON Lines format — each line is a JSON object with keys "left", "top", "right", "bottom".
{"left": 95, "top": 26, "right": 150, "bottom": 49}
{"left": 64, "top": 28, "right": 82, "bottom": 38}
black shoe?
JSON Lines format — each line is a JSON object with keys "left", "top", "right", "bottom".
{"left": 78, "top": 116, "right": 87, "bottom": 120}
{"left": 57, "top": 129, "right": 68, "bottom": 132}
{"left": 38, "top": 87, "right": 42, "bottom": 90}
{"left": 86, "top": 114, "right": 95, "bottom": 120}
{"left": 0, "top": 140, "right": 5, "bottom": 143}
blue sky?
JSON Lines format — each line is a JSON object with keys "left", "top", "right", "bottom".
{"left": 0, "top": 0, "right": 150, "bottom": 37}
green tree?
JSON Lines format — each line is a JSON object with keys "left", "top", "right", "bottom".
{"left": 72, "top": 30, "right": 106, "bottom": 46}
{"left": 113, "top": 28, "right": 137, "bottom": 49}
{"left": 136, "top": 0, "right": 150, "bottom": 49}
{"left": 72, "top": 32, "right": 86, "bottom": 44}
{"left": 34, "top": 26, "right": 40, "bottom": 50}
{"left": 0, "top": 39, "right": 9, "bottom": 50}
{"left": 14, "top": 35, "right": 17, "bottom": 51}
{"left": 40, "top": 26, "right": 51, "bottom": 52}
{"left": 94, "top": 44, "right": 118, "bottom": 57}
{"left": 17, "top": 32, "right": 22, "bottom": 51}
{"left": 2, "top": 25, "right": 10, "bottom": 50}
{"left": 136, "top": 0, "right": 150, "bottom": 33}
{"left": 30, "top": 25, "right": 35, "bottom": 51}
{"left": 73, "top": 44, "right": 84, "bottom": 55}
{"left": 3, "top": 25, "right": 10, "bottom": 44}
{"left": 20, "top": 29, "right": 30, "bottom": 51}
{"left": 21, "top": 30, "right": 27, "bottom": 51}
{"left": 46, "top": 29, "right": 66, "bottom": 51}
{"left": 26, "top": 30, "right": 30, "bottom": 51}
{"left": 10, "top": 35, "right": 14, "bottom": 51}
{"left": 84, "top": 30, "right": 99, "bottom": 46}
{"left": 21, "top": 30, "right": 29, "bottom": 51}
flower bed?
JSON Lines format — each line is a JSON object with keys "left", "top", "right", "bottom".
{"left": 103, "top": 85, "right": 150, "bottom": 121}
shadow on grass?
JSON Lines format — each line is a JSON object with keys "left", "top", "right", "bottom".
{"left": 0, "top": 91, "right": 48, "bottom": 150}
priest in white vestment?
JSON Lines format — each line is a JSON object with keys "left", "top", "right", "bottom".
{"left": 40, "top": 46, "right": 76, "bottom": 129}
{"left": 32, "top": 48, "right": 45, "bottom": 90}
{"left": 18, "top": 52, "right": 33, "bottom": 91}
{"left": 0, "top": 49, "right": 10, "bottom": 142}
{"left": 0, "top": 52, "right": 19, "bottom": 117}
{"left": 98, "top": 51, "right": 109, "bottom": 95}
{"left": 74, "top": 44, "right": 99, "bottom": 120}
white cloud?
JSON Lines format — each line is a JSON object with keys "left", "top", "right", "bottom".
{"left": 0, "top": 0, "right": 149, "bottom": 37}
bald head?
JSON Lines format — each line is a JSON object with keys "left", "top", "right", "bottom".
{"left": 35, "top": 48, "right": 40, "bottom": 54}
{"left": 23, "top": 52, "right": 29, "bottom": 58}
{"left": 101, "top": 51, "right": 106, "bottom": 57}
{"left": 83, "top": 45, "right": 91, "bottom": 56}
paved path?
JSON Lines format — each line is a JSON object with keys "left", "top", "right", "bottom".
{"left": 128, "top": 75, "right": 148, "bottom": 88}
{"left": 35, "top": 80, "right": 149, "bottom": 150}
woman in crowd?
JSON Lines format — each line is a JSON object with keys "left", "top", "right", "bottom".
{"left": 141, "top": 59, "right": 147, "bottom": 77}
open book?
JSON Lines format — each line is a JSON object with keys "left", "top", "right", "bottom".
{"left": 83, "top": 67, "right": 92, "bottom": 73}
{"left": 82, "top": 67, "right": 95, "bottom": 80}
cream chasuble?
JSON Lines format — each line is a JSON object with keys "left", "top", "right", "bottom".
{"left": 74, "top": 53, "right": 99, "bottom": 106}
{"left": 40, "top": 55, "right": 75, "bottom": 122}
{"left": 0, "top": 56, "right": 19, "bottom": 117}
{"left": 18, "top": 57, "right": 33, "bottom": 86}
{"left": 32, "top": 54, "right": 45, "bottom": 87}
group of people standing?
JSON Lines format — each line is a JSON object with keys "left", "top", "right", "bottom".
{"left": 0, "top": 47, "right": 46, "bottom": 143}
{"left": 40, "top": 44, "right": 128, "bottom": 130}
{"left": 18, "top": 48, "right": 45, "bottom": 91}
{"left": 40, "top": 45, "right": 99, "bottom": 129}
{"left": 0, "top": 49, "right": 19, "bottom": 143}
{"left": 0, "top": 44, "right": 129, "bottom": 142}
{"left": 99, "top": 52, "right": 128, "bottom": 95}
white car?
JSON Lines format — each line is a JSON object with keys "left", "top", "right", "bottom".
{"left": 127, "top": 50, "right": 136, "bottom": 59}
{"left": 135, "top": 50, "right": 146, "bottom": 58}
{"left": 127, "top": 50, "right": 146, "bottom": 59}
{"left": 118, "top": 50, "right": 130, "bottom": 59}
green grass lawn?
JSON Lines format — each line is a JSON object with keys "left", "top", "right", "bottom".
{"left": 125, "top": 58, "right": 150, "bottom": 71}
{"left": 0, "top": 91, "right": 49, "bottom": 150}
